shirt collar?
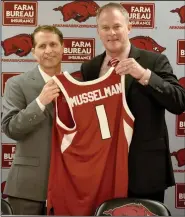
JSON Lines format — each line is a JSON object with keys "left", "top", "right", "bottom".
{"left": 38, "top": 65, "right": 52, "bottom": 83}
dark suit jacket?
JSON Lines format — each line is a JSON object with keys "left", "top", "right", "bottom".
{"left": 80, "top": 45, "right": 185, "bottom": 194}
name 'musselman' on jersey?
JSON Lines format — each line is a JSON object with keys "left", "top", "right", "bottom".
{"left": 69, "top": 83, "right": 122, "bottom": 107}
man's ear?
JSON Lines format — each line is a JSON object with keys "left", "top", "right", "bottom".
{"left": 62, "top": 43, "right": 64, "bottom": 51}
{"left": 97, "top": 26, "right": 101, "bottom": 39}
{"left": 97, "top": 27, "right": 99, "bottom": 35}
{"left": 31, "top": 47, "right": 35, "bottom": 57}
{"left": 128, "top": 23, "right": 132, "bottom": 34}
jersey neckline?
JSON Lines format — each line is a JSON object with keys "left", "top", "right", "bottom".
{"left": 55, "top": 66, "right": 115, "bottom": 86}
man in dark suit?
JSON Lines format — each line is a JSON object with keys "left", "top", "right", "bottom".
{"left": 80, "top": 2, "right": 185, "bottom": 202}
{"left": 1, "top": 25, "right": 62, "bottom": 214}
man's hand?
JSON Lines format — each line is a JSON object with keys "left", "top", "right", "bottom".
{"left": 38, "top": 79, "right": 60, "bottom": 106}
{"left": 115, "top": 58, "right": 146, "bottom": 80}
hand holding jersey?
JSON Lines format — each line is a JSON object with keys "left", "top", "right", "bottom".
{"left": 38, "top": 79, "right": 60, "bottom": 106}
{"left": 115, "top": 58, "right": 151, "bottom": 85}
{"left": 115, "top": 58, "right": 145, "bottom": 79}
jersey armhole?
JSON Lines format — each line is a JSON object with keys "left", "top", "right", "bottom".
{"left": 52, "top": 76, "right": 76, "bottom": 131}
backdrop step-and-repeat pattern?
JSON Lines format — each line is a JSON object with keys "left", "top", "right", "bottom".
{"left": 1, "top": 1, "right": 185, "bottom": 215}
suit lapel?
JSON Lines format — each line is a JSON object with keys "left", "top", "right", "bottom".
{"left": 129, "top": 44, "right": 140, "bottom": 59}
{"left": 96, "top": 47, "right": 141, "bottom": 96}
{"left": 28, "top": 66, "right": 53, "bottom": 117}
{"left": 125, "top": 45, "right": 140, "bottom": 96}
{"left": 28, "top": 66, "right": 45, "bottom": 92}
{"left": 96, "top": 52, "right": 106, "bottom": 74}
{"left": 89, "top": 52, "right": 106, "bottom": 80}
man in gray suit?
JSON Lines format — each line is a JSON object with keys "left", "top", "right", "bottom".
{"left": 1, "top": 25, "right": 63, "bottom": 215}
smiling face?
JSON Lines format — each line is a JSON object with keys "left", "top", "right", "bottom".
{"left": 97, "top": 7, "right": 132, "bottom": 56}
{"left": 32, "top": 31, "right": 64, "bottom": 73}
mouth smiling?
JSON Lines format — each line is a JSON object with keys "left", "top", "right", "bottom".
{"left": 45, "top": 56, "right": 55, "bottom": 60}
{"left": 108, "top": 39, "right": 119, "bottom": 42}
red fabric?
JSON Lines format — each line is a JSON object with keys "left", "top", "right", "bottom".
{"left": 47, "top": 70, "right": 134, "bottom": 216}
{"left": 108, "top": 58, "right": 120, "bottom": 67}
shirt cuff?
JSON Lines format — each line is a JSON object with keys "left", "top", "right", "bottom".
{"left": 36, "top": 97, "right": 45, "bottom": 111}
{"left": 138, "top": 69, "right": 151, "bottom": 86}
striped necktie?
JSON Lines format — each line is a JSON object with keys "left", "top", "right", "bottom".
{"left": 108, "top": 58, "right": 119, "bottom": 67}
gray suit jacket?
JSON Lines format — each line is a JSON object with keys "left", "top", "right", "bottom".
{"left": 2, "top": 66, "right": 53, "bottom": 201}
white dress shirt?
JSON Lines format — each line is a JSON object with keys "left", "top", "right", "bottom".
{"left": 36, "top": 65, "right": 53, "bottom": 111}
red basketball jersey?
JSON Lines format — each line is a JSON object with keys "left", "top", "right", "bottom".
{"left": 47, "top": 67, "right": 134, "bottom": 216}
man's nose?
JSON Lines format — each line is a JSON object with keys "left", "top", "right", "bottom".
{"left": 45, "top": 45, "right": 52, "bottom": 53}
{"left": 109, "top": 28, "right": 116, "bottom": 35}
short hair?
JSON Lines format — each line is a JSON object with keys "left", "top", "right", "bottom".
{"left": 96, "top": 2, "right": 129, "bottom": 24}
{"left": 31, "top": 25, "right": 64, "bottom": 47}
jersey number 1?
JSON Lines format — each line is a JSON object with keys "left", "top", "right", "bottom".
{"left": 95, "top": 105, "right": 111, "bottom": 139}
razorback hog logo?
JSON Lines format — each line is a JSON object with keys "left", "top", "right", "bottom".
{"left": 103, "top": 203, "right": 156, "bottom": 216}
{"left": 53, "top": 0, "right": 99, "bottom": 22}
{"left": 1, "top": 181, "right": 8, "bottom": 199}
{"left": 1, "top": 34, "right": 32, "bottom": 57}
{"left": 130, "top": 36, "right": 166, "bottom": 53}
{"left": 179, "top": 77, "right": 185, "bottom": 88}
{"left": 170, "top": 5, "right": 185, "bottom": 23}
{"left": 171, "top": 148, "right": 185, "bottom": 167}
